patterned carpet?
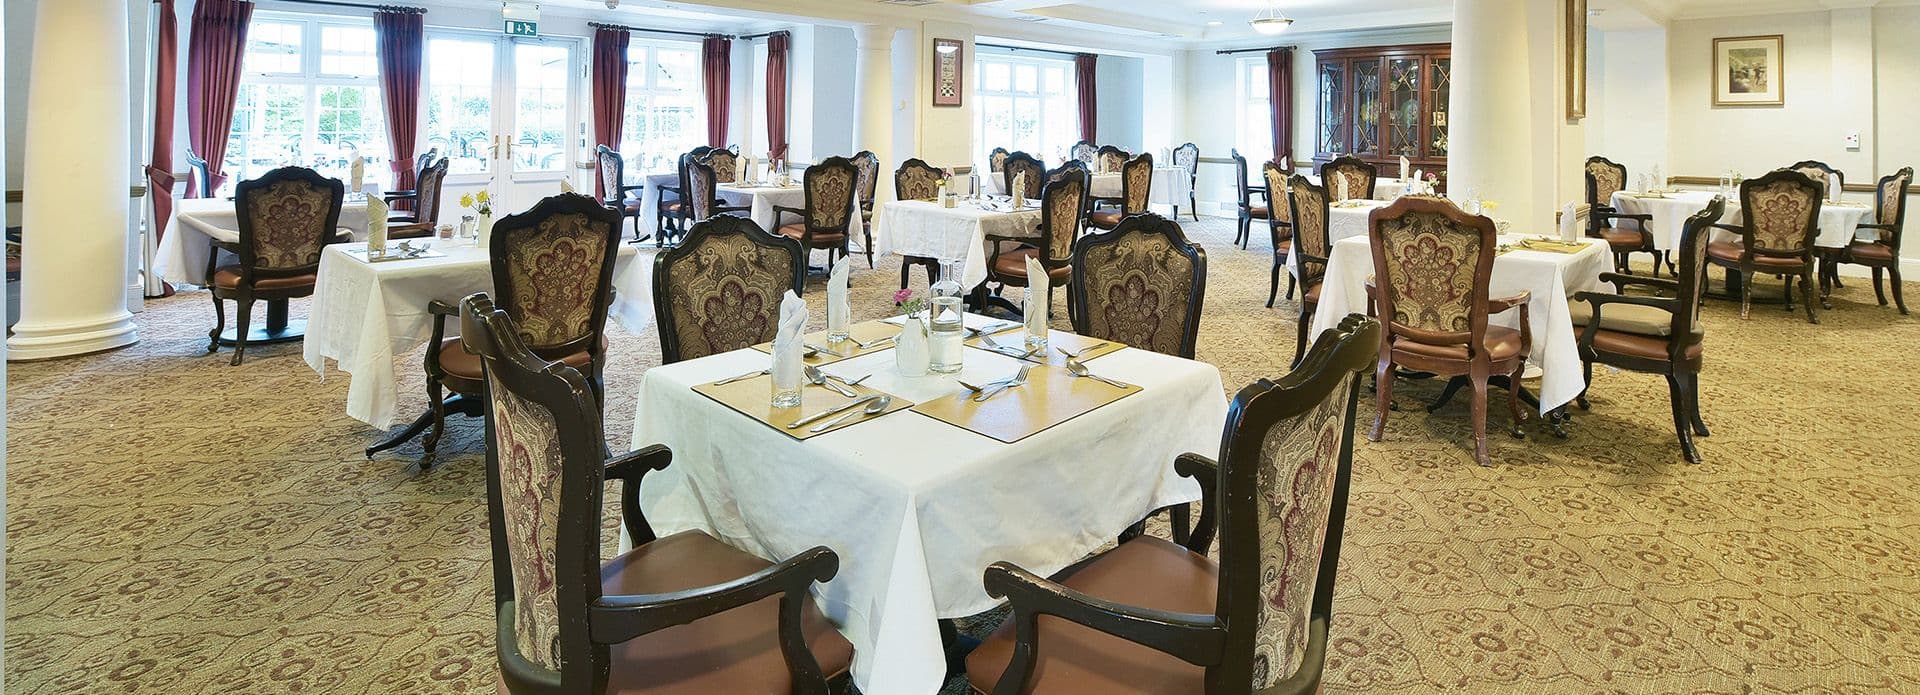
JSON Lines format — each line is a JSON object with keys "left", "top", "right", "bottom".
{"left": 8, "top": 216, "right": 1920, "bottom": 693}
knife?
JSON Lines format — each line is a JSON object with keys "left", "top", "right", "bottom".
{"left": 788, "top": 394, "right": 883, "bottom": 429}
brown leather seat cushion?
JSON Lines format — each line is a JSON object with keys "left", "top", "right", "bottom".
{"left": 1247, "top": 206, "right": 1270, "bottom": 219}
{"left": 1847, "top": 241, "right": 1896, "bottom": 264}
{"left": 991, "top": 248, "right": 1072, "bottom": 281}
{"left": 623, "top": 199, "right": 645, "bottom": 214}
{"left": 597, "top": 531, "right": 854, "bottom": 694}
{"left": 965, "top": 536, "right": 1214, "bottom": 695}
{"left": 777, "top": 223, "right": 847, "bottom": 246}
{"left": 1088, "top": 210, "right": 1124, "bottom": 229}
{"left": 1391, "top": 325, "right": 1525, "bottom": 362}
{"left": 1706, "top": 241, "right": 1810, "bottom": 271}
{"left": 1302, "top": 281, "right": 1323, "bottom": 304}
{"left": 1596, "top": 226, "right": 1646, "bottom": 249}
{"left": 662, "top": 201, "right": 685, "bottom": 214}
{"left": 438, "top": 336, "right": 598, "bottom": 380}
{"left": 212, "top": 266, "right": 316, "bottom": 291}
{"left": 1569, "top": 298, "right": 1681, "bottom": 337}
{"left": 1588, "top": 327, "right": 1703, "bottom": 362}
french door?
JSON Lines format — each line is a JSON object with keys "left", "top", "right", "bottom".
{"left": 424, "top": 33, "right": 584, "bottom": 222}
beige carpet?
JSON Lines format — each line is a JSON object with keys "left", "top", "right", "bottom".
{"left": 8, "top": 217, "right": 1920, "bottom": 693}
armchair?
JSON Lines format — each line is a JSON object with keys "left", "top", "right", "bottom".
{"left": 208, "top": 166, "right": 343, "bottom": 365}
{"left": 852, "top": 150, "right": 880, "bottom": 268}
{"left": 771, "top": 156, "right": 859, "bottom": 271}
{"left": 1834, "top": 167, "right": 1912, "bottom": 314}
{"left": 1319, "top": 155, "right": 1377, "bottom": 202}
{"left": 653, "top": 215, "right": 807, "bottom": 364}
{"left": 1089, "top": 153, "right": 1153, "bottom": 231}
{"left": 1705, "top": 168, "right": 1825, "bottom": 323}
{"left": 1070, "top": 141, "right": 1098, "bottom": 169}
{"left": 386, "top": 157, "right": 448, "bottom": 239}
{"left": 1261, "top": 163, "right": 1295, "bottom": 307}
{"left": 988, "top": 165, "right": 1085, "bottom": 324}
{"left": 1584, "top": 156, "right": 1662, "bottom": 275}
{"left": 1173, "top": 143, "right": 1200, "bottom": 221}
{"left": 381, "top": 147, "right": 440, "bottom": 211}
{"left": 1230, "top": 149, "right": 1269, "bottom": 250}
{"left": 894, "top": 158, "right": 946, "bottom": 289}
{"left": 1096, "top": 145, "right": 1130, "bottom": 174}
{"left": 989, "top": 147, "right": 1009, "bottom": 175}
{"left": 1003, "top": 151, "right": 1046, "bottom": 202}
{"left": 1286, "top": 175, "right": 1336, "bottom": 367}
{"left": 596, "top": 145, "right": 648, "bottom": 243}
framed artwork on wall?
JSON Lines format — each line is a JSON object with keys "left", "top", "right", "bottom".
{"left": 1566, "top": 0, "right": 1587, "bottom": 119}
{"left": 1712, "top": 35, "right": 1785, "bottom": 107}
{"left": 933, "top": 38, "right": 964, "bottom": 107}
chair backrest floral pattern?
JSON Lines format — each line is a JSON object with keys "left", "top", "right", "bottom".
{"left": 1741, "top": 172, "right": 1821, "bottom": 252}
{"left": 1071, "top": 142, "right": 1098, "bottom": 168}
{"left": 1174, "top": 143, "right": 1199, "bottom": 178}
{"left": 1121, "top": 154, "right": 1153, "bottom": 214}
{"left": 658, "top": 222, "right": 802, "bottom": 362}
{"left": 1263, "top": 164, "right": 1292, "bottom": 225}
{"left": 596, "top": 147, "right": 624, "bottom": 203}
{"left": 896, "top": 159, "right": 942, "bottom": 201}
{"left": 416, "top": 159, "right": 449, "bottom": 223}
{"left": 1878, "top": 168, "right": 1913, "bottom": 238}
{"left": 1373, "top": 206, "right": 1488, "bottom": 334}
{"left": 1288, "top": 176, "right": 1332, "bottom": 282}
{"left": 1248, "top": 371, "right": 1357, "bottom": 688}
{"left": 485, "top": 365, "right": 567, "bottom": 671}
{"left": 238, "top": 169, "right": 341, "bottom": 271}
{"left": 852, "top": 151, "right": 879, "bottom": 209}
{"left": 805, "top": 158, "right": 857, "bottom": 229}
{"left": 1005, "top": 153, "right": 1046, "bottom": 201}
{"left": 1322, "top": 157, "right": 1375, "bottom": 202}
{"left": 688, "top": 159, "right": 719, "bottom": 221}
{"left": 989, "top": 148, "right": 1009, "bottom": 173}
{"left": 1791, "top": 161, "right": 1840, "bottom": 197}
{"left": 1075, "top": 219, "right": 1201, "bottom": 357}
{"left": 495, "top": 207, "right": 615, "bottom": 351}
{"left": 1098, "top": 147, "right": 1129, "bottom": 174}
{"left": 706, "top": 149, "right": 739, "bottom": 184}
{"left": 1041, "top": 170, "right": 1086, "bottom": 264}
{"left": 1585, "top": 157, "right": 1625, "bottom": 204}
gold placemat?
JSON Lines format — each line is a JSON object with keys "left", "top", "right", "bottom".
{"left": 752, "top": 320, "right": 902, "bottom": 366}
{"left": 692, "top": 374, "right": 912, "bottom": 441}
{"left": 966, "top": 329, "right": 1126, "bottom": 366}
{"left": 911, "top": 365, "right": 1139, "bottom": 443}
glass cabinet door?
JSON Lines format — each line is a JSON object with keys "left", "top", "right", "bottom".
{"left": 1387, "top": 58, "right": 1421, "bottom": 158}
{"left": 1317, "top": 61, "right": 1345, "bottom": 155}
{"left": 1430, "top": 57, "right": 1451, "bottom": 158}
{"left": 1351, "top": 59, "right": 1381, "bottom": 157}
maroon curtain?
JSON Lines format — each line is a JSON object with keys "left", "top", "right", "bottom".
{"left": 1074, "top": 53, "right": 1098, "bottom": 143}
{"left": 375, "top": 10, "right": 424, "bottom": 207}
{"left": 701, "top": 36, "right": 732, "bottom": 148}
{"left": 146, "top": 0, "right": 179, "bottom": 241}
{"left": 1267, "top": 48, "right": 1293, "bottom": 165}
{"left": 765, "top": 32, "right": 791, "bottom": 161}
{"left": 591, "top": 27, "right": 631, "bottom": 199}
{"left": 184, "top": 0, "right": 253, "bottom": 197}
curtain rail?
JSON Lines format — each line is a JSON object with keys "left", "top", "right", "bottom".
{"left": 269, "top": 0, "right": 426, "bottom": 14}
{"left": 1215, "top": 45, "right": 1294, "bottom": 55}
{"left": 977, "top": 42, "right": 1084, "bottom": 59}
{"left": 590, "top": 21, "right": 730, "bottom": 40}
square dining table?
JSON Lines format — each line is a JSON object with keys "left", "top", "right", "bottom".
{"left": 872, "top": 199, "right": 1043, "bottom": 290}
{"left": 718, "top": 180, "right": 867, "bottom": 244}
{"left": 1609, "top": 189, "right": 1875, "bottom": 250}
{"left": 158, "top": 194, "right": 378, "bottom": 286}
{"left": 1088, "top": 167, "right": 1195, "bottom": 209}
{"left": 627, "top": 313, "right": 1228, "bottom": 694}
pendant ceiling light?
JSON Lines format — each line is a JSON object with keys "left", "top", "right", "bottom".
{"left": 1250, "top": 1, "right": 1295, "bottom": 35}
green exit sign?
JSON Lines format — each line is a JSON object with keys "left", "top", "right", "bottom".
{"left": 504, "top": 20, "right": 538, "bottom": 37}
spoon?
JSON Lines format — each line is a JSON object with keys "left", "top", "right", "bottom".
{"left": 1064, "top": 357, "right": 1130, "bottom": 389}
{"left": 806, "top": 365, "right": 858, "bottom": 397}
{"left": 809, "top": 396, "right": 893, "bottom": 433}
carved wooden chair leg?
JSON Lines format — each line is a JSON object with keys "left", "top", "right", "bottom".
{"left": 230, "top": 296, "right": 254, "bottom": 366}
{"left": 207, "top": 294, "right": 226, "bottom": 353}
{"left": 1684, "top": 372, "right": 1709, "bottom": 437}
{"left": 421, "top": 380, "right": 446, "bottom": 458}
{"left": 1781, "top": 273, "right": 1795, "bottom": 312}
{"left": 1739, "top": 270, "right": 1754, "bottom": 319}
{"left": 1576, "top": 360, "right": 1593, "bottom": 410}
{"left": 1506, "top": 362, "right": 1528, "bottom": 439}
{"left": 1469, "top": 368, "right": 1492, "bottom": 467}
{"left": 1892, "top": 266, "right": 1909, "bottom": 315}
{"left": 1664, "top": 373, "right": 1698, "bottom": 464}
{"left": 1369, "top": 361, "right": 1395, "bottom": 442}
{"left": 1873, "top": 267, "right": 1888, "bottom": 306}
{"left": 1803, "top": 272, "right": 1821, "bottom": 323}
{"left": 1267, "top": 258, "right": 1282, "bottom": 308}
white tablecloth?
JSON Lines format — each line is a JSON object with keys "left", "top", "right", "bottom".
{"left": 1089, "top": 168, "right": 1195, "bottom": 209}
{"left": 1303, "top": 174, "right": 1411, "bottom": 201}
{"left": 158, "top": 195, "right": 376, "bottom": 285}
{"left": 632, "top": 172, "right": 681, "bottom": 238}
{"left": 1309, "top": 235, "right": 1612, "bottom": 413}
{"left": 872, "top": 200, "right": 1043, "bottom": 289}
{"left": 1290, "top": 199, "right": 1392, "bottom": 278}
{"left": 628, "top": 315, "right": 1227, "bottom": 694}
{"left": 303, "top": 238, "right": 645, "bottom": 429}
{"left": 718, "top": 183, "right": 867, "bottom": 249}
{"left": 1609, "top": 190, "right": 1874, "bottom": 250}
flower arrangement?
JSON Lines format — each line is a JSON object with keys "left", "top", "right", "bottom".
{"left": 459, "top": 189, "right": 493, "bottom": 218}
{"left": 893, "top": 287, "right": 926, "bottom": 317}
{"left": 936, "top": 168, "right": 955, "bottom": 188}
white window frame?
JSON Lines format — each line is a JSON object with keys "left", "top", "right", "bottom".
{"left": 1236, "top": 57, "right": 1272, "bottom": 165}
{"left": 973, "top": 52, "right": 1079, "bottom": 163}
{"left": 619, "top": 38, "right": 705, "bottom": 176}
{"left": 420, "top": 28, "right": 585, "bottom": 186}
{"left": 225, "top": 12, "right": 389, "bottom": 193}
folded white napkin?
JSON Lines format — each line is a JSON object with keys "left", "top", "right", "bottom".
{"left": 1024, "top": 255, "right": 1048, "bottom": 340}
{"left": 828, "top": 256, "right": 851, "bottom": 333}
{"left": 1828, "top": 173, "right": 1841, "bottom": 203}
{"left": 351, "top": 156, "right": 365, "bottom": 194}
{"left": 559, "top": 177, "right": 575, "bottom": 194}
{"left": 1400, "top": 156, "right": 1410, "bottom": 182}
{"left": 1559, "top": 201, "right": 1581, "bottom": 242}
{"left": 365, "top": 196, "right": 390, "bottom": 252}
{"left": 1279, "top": 155, "right": 1292, "bottom": 173}
{"left": 1012, "top": 172, "right": 1029, "bottom": 208}
{"left": 772, "top": 290, "right": 809, "bottom": 389}
{"left": 1336, "top": 177, "right": 1351, "bottom": 202}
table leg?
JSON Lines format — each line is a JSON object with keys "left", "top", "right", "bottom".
{"left": 1422, "top": 374, "right": 1570, "bottom": 439}
{"left": 216, "top": 298, "right": 307, "bottom": 346}
{"left": 267, "top": 299, "right": 290, "bottom": 333}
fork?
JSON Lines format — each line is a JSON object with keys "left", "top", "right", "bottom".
{"left": 973, "top": 364, "right": 1034, "bottom": 402}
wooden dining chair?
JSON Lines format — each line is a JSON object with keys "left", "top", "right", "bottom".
{"left": 1287, "top": 175, "right": 1337, "bottom": 367}
{"left": 1069, "top": 213, "right": 1207, "bottom": 359}
{"left": 704, "top": 147, "right": 741, "bottom": 184}
{"left": 1231, "top": 149, "right": 1270, "bottom": 250}
{"left": 1834, "top": 167, "right": 1914, "bottom": 314}
{"left": 364, "top": 193, "right": 621, "bottom": 464}
{"left": 596, "top": 145, "right": 648, "bottom": 243}
{"left": 208, "top": 166, "right": 343, "bottom": 365}
{"left": 1706, "top": 168, "right": 1825, "bottom": 323}
{"left": 894, "top": 158, "right": 947, "bottom": 289}
{"left": 851, "top": 150, "right": 881, "bottom": 268}
{"left": 1573, "top": 198, "right": 1722, "bottom": 465}
{"left": 1003, "top": 152, "right": 1046, "bottom": 201}
{"left": 655, "top": 148, "right": 711, "bottom": 247}
{"left": 460, "top": 295, "right": 852, "bottom": 695}
{"left": 684, "top": 157, "right": 751, "bottom": 224}
{"left": 1173, "top": 143, "right": 1200, "bottom": 221}
{"left": 386, "top": 157, "right": 448, "bottom": 239}
{"left": 988, "top": 165, "right": 1086, "bottom": 324}
{"left": 1366, "top": 196, "right": 1530, "bottom": 467}
{"left": 1584, "top": 155, "right": 1661, "bottom": 276}
{"left": 1790, "top": 160, "right": 1844, "bottom": 198}
{"left": 1070, "top": 141, "right": 1098, "bottom": 169}
{"left": 989, "top": 147, "right": 1010, "bottom": 175}
{"left": 965, "top": 315, "right": 1380, "bottom": 695}
{"left": 653, "top": 215, "right": 807, "bottom": 364}
{"left": 1262, "top": 163, "right": 1296, "bottom": 307}
{"left": 1320, "top": 155, "right": 1378, "bottom": 202}
{"left": 1096, "top": 145, "right": 1130, "bottom": 174}
{"left": 381, "top": 147, "right": 440, "bottom": 212}
{"left": 1089, "top": 153, "right": 1154, "bottom": 231}
{"left": 772, "top": 156, "right": 859, "bottom": 270}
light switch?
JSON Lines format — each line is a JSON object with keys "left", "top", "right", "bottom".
{"left": 1845, "top": 131, "right": 1861, "bottom": 151}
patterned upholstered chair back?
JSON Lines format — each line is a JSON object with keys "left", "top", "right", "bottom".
{"left": 1790, "top": 160, "right": 1842, "bottom": 198}
{"left": 802, "top": 156, "right": 858, "bottom": 232}
{"left": 1119, "top": 154, "right": 1154, "bottom": 214}
{"left": 1218, "top": 314, "right": 1377, "bottom": 691}
{"left": 1038, "top": 166, "right": 1088, "bottom": 265}
{"left": 233, "top": 166, "right": 345, "bottom": 276}
{"left": 1874, "top": 167, "right": 1913, "bottom": 243}
{"left": 1367, "top": 196, "right": 1496, "bottom": 338}
{"left": 596, "top": 145, "right": 626, "bottom": 204}
{"left": 488, "top": 193, "right": 622, "bottom": 355}
{"left": 1071, "top": 142, "right": 1098, "bottom": 168}
{"left": 1263, "top": 163, "right": 1293, "bottom": 225}
{"left": 895, "top": 159, "right": 943, "bottom": 201}
{"left": 652, "top": 215, "right": 806, "bottom": 364}
{"left": 705, "top": 148, "right": 739, "bottom": 184}
{"left": 851, "top": 151, "right": 880, "bottom": 210}
{"left": 1174, "top": 143, "right": 1200, "bottom": 179}
{"left": 686, "top": 158, "right": 721, "bottom": 221}
{"left": 1097, "top": 146, "right": 1130, "bottom": 174}
{"left": 1584, "top": 156, "right": 1627, "bottom": 207}
{"left": 1287, "top": 175, "right": 1332, "bottom": 283}
{"left": 1069, "top": 213, "right": 1207, "bottom": 358}
{"left": 1737, "top": 169, "right": 1823, "bottom": 253}
{"left": 1321, "top": 156, "right": 1377, "bottom": 202}
{"left": 461, "top": 292, "right": 611, "bottom": 689}
{"left": 414, "top": 158, "right": 450, "bottom": 225}
{"left": 1674, "top": 197, "right": 1725, "bottom": 338}
{"left": 1003, "top": 152, "right": 1046, "bottom": 201}
{"left": 989, "top": 148, "right": 1009, "bottom": 174}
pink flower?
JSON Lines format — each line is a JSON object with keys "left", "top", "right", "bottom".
{"left": 893, "top": 288, "right": 914, "bottom": 304}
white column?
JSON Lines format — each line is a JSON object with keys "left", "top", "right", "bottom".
{"left": 856, "top": 24, "right": 898, "bottom": 202}
{"left": 7, "top": 0, "right": 138, "bottom": 360}
{"left": 1450, "top": 0, "right": 1548, "bottom": 228}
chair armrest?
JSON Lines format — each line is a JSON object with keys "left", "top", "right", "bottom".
{"left": 1710, "top": 223, "right": 1742, "bottom": 233}
{"left": 1488, "top": 292, "right": 1531, "bottom": 315}
{"left": 424, "top": 299, "right": 460, "bottom": 373}
{"left": 1597, "top": 271, "right": 1679, "bottom": 292}
{"left": 771, "top": 205, "right": 805, "bottom": 229}
{"left": 619, "top": 184, "right": 645, "bottom": 196}
{"left": 605, "top": 444, "right": 672, "bottom": 545}
{"left": 1173, "top": 453, "right": 1218, "bottom": 555}
{"left": 382, "top": 190, "right": 417, "bottom": 201}
{"left": 980, "top": 560, "right": 1226, "bottom": 693}
{"left": 1573, "top": 291, "right": 1678, "bottom": 312}
{"left": 1596, "top": 211, "right": 1652, "bottom": 222}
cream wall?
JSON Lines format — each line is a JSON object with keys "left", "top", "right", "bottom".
{"left": 1094, "top": 54, "right": 1145, "bottom": 152}
{"left": 915, "top": 20, "right": 976, "bottom": 170}
{"left": 1586, "top": 28, "right": 1670, "bottom": 182}
{"left": 1666, "top": 11, "right": 1846, "bottom": 179}
{"left": 1873, "top": 6, "right": 1920, "bottom": 186}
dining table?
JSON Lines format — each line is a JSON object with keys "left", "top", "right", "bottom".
{"left": 157, "top": 194, "right": 379, "bottom": 286}
{"left": 872, "top": 198, "right": 1043, "bottom": 291}
{"left": 1088, "top": 167, "right": 1195, "bottom": 209}
{"left": 1608, "top": 189, "right": 1875, "bottom": 250}
{"left": 627, "top": 312, "right": 1228, "bottom": 694}
{"left": 631, "top": 171, "right": 681, "bottom": 239}
{"left": 1289, "top": 198, "right": 1394, "bottom": 278}
{"left": 718, "top": 180, "right": 868, "bottom": 252}
{"left": 303, "top": 237, "right": 646, "bottom": 430}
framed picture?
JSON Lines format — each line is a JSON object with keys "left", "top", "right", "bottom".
{"left": 1713, "top": 35, "right": 1784, "bottom": 107}
{"left": 1565, "top": 0, "right": 1587, "bottom": 119}
{"left": 932, "top": 38, "right": 964, "bottom": 107}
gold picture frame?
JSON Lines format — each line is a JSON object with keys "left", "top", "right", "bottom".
{"left": 1712, "top": 35, "right": 1784, "bottom": 107}
{"left": 1566, "top": 0, "right": 1587, "bottom": 120}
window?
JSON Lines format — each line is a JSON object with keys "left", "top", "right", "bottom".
{"left": 424, "top": 37, "right": 498, "bottom": 176}
{"left": 1237, "top": 59, "right": 1272, "bottom": 163}
{"left": 224, "top": 15, "right": 389, "bottom": 194}
{"left": 621, "top": 41, "right": 703, "bottom": 175}
{"left": 512, "top": 43, "right": 571, "bottom": 173}
{"left": 973, "top": 54, "right": 1077, "bottom": 163}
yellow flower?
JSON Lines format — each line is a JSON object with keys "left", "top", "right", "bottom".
{"left": 459, "top": 193, "right": 475, "bottom": 208}
{"left": 1481, "top": 200, "right": 1500, "bottom": 211}
{"left": 475, "top": 190, "right": 491, "bottom": 204}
